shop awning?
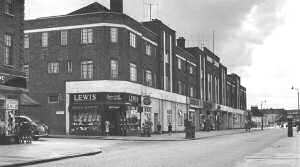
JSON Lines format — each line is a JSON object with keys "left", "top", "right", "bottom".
{"left": 20, "top": 93, "right": 40, "bottom": 106}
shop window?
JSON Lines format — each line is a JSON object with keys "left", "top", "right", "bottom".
{"left": 110, "top": 28, "right": 118, "bottom": 43}
{"left": 126, "top": 107, "right": 140, "bottom": 132}
{"left": 189, "top": 66, "right": 193, "bottom": 74}
{"left": 70, "top": 106, "right": 100, "bottom": 136}
{"left": 48, "top": 95, "right": 59, "bottom": 104}
{"left": 177, "top": 109, "right": 184, "bottom": 126}
{"left": 81, "top": 28, "right": 93, "bottom": 44}
{"left": 167, "top": 110, "right": 172, "bottom": 124}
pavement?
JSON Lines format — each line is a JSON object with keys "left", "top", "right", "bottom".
{"left": 47, "top": 128, "right": 262, "bottom": 141}
{"left": 236, "top": 128, "right": 300, "bottom": 167}
{"left": 0, "top": 128, "right": 273, "bottom": 167}
{"left": 0, "top": 138, "right": 102, "bottom": 167}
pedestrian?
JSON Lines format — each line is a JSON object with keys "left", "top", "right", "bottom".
{"left": 105, "top": 120, "right": 110, "bottom": 136}
{"left": 297, "top": 122, "right": 300, "bottom": 133}
{"left": 168, "top": 122, "right": 172, "bottom": 135}
{"left": 157, "top": 122, "right": 161, "bottom": 134}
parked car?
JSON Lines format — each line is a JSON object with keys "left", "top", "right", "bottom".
{"left": 15, "top": 116, "right": 48, "bottom": 140}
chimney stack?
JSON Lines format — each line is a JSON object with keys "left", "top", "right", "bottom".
{"left": 110, "top": 0, "right": 123, "bottom": 13}
{"left": 177, "top": 37, "right": 185, "bottom": 48}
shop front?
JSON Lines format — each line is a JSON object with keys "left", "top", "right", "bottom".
{"left": 188, "top": 97, "right": 202, "bottom": 131}
{"left": 69, "top": 92, "right": 141, "bottom": 136}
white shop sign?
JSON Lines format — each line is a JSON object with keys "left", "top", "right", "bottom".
{"left": 56, "top": 111, "right": 65, "bottom": 115}
{"left": 6, "top": 99, "right": 18, "bottom": 110}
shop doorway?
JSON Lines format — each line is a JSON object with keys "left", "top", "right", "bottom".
{"left": 103, "top": 106, "right": 121, "bottom": 136}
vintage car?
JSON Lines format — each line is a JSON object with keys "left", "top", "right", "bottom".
{"left": 15, "top": 115, "right": 48, "bottom": 140}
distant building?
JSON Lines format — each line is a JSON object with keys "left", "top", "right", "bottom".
{"left": 24, "top": 0, "right": 248, "bottom": 135}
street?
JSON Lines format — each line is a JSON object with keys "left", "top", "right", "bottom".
{"left": 26, "top": 128, "right": 291, "bottom": 167}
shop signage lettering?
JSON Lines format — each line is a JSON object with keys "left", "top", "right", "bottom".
{"left": 6, "top": 99, "right": 18, "bottom": 110}
{"left": 189, "top": 98, "right": 201, "bottom": 108}
{"left": 73, "top": 94, "right": 96, "bottom": 102}
{"left": 129, "top": 95, "right": 139, "bottom": 103}
{"left": 106, "top": 94, "right": 122, "bottom": 101}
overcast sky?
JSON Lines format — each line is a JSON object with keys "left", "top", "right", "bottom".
{"left": 25, "top": 0, "right": 299, "bottom": 110}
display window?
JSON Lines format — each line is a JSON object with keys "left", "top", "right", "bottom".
{"left": 70, "top": 106, "right": 101, "bottom": 136}
{"left": 126, "top": 107, "right": 140, "bottom": 133}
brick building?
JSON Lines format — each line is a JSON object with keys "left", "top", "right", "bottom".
{"left": 0, "top": 0, "right": 37, "bottom": 139}
{"left": 24, "top": 0, "right": 247, "bottom": 135}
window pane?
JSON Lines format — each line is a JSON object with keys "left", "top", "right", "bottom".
{"left": 24, "top": 34, "right": 29, "bottom": 48}
{"left": 81, "top": 61, "right": 93, "bottom": 79}
{"left": 4, "top": 34, "right": 12, "bottom": 65}
{"left": 41, "top": 32, "right": 48, "bottom": 47}
{"left": 111, "top": 60, "right": 118, "bottom": 79}
{"left": 130, "top": 63, "right": 137, "bottom": 81}
{"left": 61, "top": 31, "right": 68, "bottom": 46}
{"left": 111, "top": 28, "right": 118, "bottom": 43}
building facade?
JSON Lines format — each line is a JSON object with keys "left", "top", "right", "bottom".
{"left": 24, "top": 0, "right": 247, "bottom": 135}
{"left": 0, "top": 0, "right": 37, "bottom": 140}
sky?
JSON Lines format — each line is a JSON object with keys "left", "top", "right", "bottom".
{"left": 25, "top": 0, "right": 299, "bottom": 110}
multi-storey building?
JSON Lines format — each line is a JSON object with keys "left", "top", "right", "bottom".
{"left": 0, "top": 0, "right": 37, "bottom": 140}
{"left": 24, "top": 0, "right": 247, "bottom": 135}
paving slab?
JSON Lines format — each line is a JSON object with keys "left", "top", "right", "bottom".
{"left": 0, "top": 139, "right": 101, "bottom": 167}
{"left": 235, "top": 129, "right": 300, "bottom": 167}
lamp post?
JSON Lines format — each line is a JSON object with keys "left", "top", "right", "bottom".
{"left": 260, "top": 100, "right": 266, "bottom": 130}
{"left": 291, "top": 86, "right": 300, "bottom": 114}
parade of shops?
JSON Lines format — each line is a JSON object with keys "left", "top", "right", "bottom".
{"left": 23, "top": 0, "right": 248, "bottom": 136}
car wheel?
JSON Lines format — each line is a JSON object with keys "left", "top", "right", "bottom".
{"left": 32, "top": 136, "right": 39, "bottom": 141}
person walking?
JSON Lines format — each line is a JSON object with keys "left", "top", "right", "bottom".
{"left": 168, "top": 122, "right": 172, "bottom": 135}
{"left": 105, "top": 120, "right": 110, "bottom": 136}
{"left": 157, "top": 122, "right": 162, "bottom": 134}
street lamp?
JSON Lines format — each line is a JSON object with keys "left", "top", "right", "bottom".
{"left": 260, "top": 100, "right": 266, "bottom": 130}
{"left": 291, "top": 86, "right": 300, "bottom": 113}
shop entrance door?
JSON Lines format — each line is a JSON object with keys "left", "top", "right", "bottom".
{"left": 103, "top": 106, "right": 121, "bottom": 136}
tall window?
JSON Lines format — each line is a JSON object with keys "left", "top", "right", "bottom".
{"left": 129, "top": 63, "right": 137, "bottom": 81}
{"left": 110, "top": 28, "right": 118, "bottom": 43}
{"left": 4, "top": 34, "right": 12, "bottom": 65}
{"left": 190, "top": 86, "right": 194, "bottom": 97}
{"left": 41, "top": 32, "right": 48, "bottom": 48}
{"left": 60, "top": 30, "right": 68, "bottom": 46}
{"left": 189, "top": 66, "right": 193, "bottom": 74}
{"left": 110, "top": 59, "right": 119, "bottom": 79}
{"left": 81, "top": 61, "right": 93, "bottom": 79}
{"left": 129, "top": 32, "right": 136, "bottom": 48}
{"left": 4, "top": 0, "right": 13, "bottom": 15}
{"left": 81, "top": 28, "right": 93, "bottom": 44}
{"left": 177, "top": 58, "right": 182, "bottom": 70}
{"left": 145, "top": 70, "right": 152, "bottom": 86}
{"left": 178, "top": 81, "right": 182, "bottom": 94}
{"left": 65, "top": 61, "right": 72, "bottom": 73}
{"left": 23, "top": 65, "right": 29, "bottom": 79}
{"left": 48, "top": 62, "right": 59, "bottom": 74}
{"left": 24, "top": 34, "right": 29, "bottom": 49}
{"left": 145, "top": 43, "right": 151, "bottom": 56}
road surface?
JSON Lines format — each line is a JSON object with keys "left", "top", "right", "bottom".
{"left": 29, "top": 128, "right": 287, "bottom": 167}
